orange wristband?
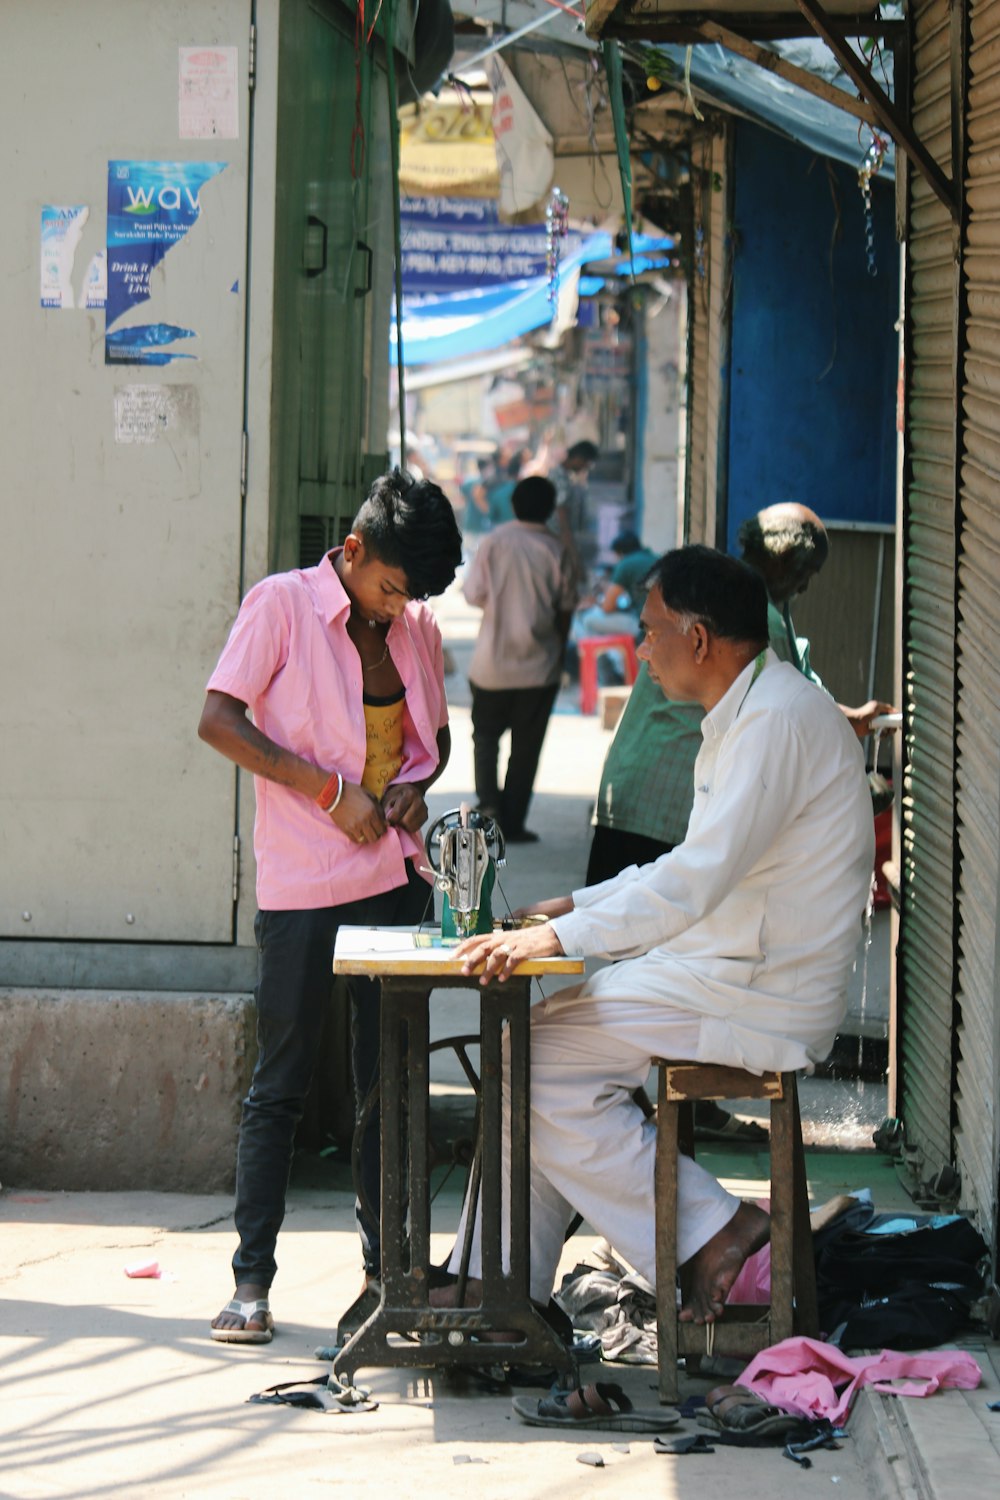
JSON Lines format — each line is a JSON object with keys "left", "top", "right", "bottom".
{"left": 316, "top": 772, "right": 343, "bottom": 814}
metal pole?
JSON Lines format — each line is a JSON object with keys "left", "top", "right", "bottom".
{"left": 450, "top": 12, "right": 562, "bottom": 80}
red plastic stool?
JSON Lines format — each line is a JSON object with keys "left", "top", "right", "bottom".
{"left": 578, "top": 633, "right": 639, "bottom": 715}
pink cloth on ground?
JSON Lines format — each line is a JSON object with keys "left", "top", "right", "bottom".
{"left": 737, "top": 1336, "right": 982, "bottom": 1425}
{"left": 727, "top": 1241, "right": 771, "bottom": 1304}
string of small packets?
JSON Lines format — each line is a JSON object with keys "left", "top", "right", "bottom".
{"left": 858, "top": 132, "right": 889, "bottom": 277}
{"left": 546, "top": 187, "right": 570, "bottom": 305}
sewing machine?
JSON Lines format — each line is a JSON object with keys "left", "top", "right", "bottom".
{"left": 424, "top": 804, "right": 506, "bottom": 939}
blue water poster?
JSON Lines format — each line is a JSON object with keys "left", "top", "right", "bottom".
{"left": 105, "top": 160, "right": 226, "bottom": 365}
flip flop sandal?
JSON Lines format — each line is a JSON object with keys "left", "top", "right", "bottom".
{"left": 697, "top": 1385, "right": 806, "bottom": 1442}
{"left": 512, "top": 1381, "right": 681, "bottom": 1433}
{"left": 248, "top": 1376, "right": 378, "bottom": 1413}
{"left": 655, "top": 1433, "right": 717, "bottom": 1455}
{"left": 210, "top": 1298, "right": 274, "bottom": 1344}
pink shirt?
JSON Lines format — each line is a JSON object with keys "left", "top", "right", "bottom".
{"left": 207, "top": 552, "right": 448, "bottom": 910}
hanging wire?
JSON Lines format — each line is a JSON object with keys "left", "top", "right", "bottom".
{"left": 546, "top": 187, "right": 570, "bottom": 306}
{"left": 366, "top": 0, "right": 384, "bottom": 36}
{"left": 554, "top": 52, "right": 615, "bottom": 212}
{"left": 817, "top": 160, "right": 842, "bottom": 382}
{"left": 351, "top": 0, "right": 387, "bottom": 179}
{"left": 537, "top": 0, "right": 586, "bottom": 16}
{"left": 384, "top": 0, "right": 407, "bottom": 459}
{"left": 857, "top": 131, "right": 889, "bottom": 277}
{"left": 351, "top": 1, "right": 368, "bottom": 178}
{"left": 683, "top": 46, "right": 705, "bottom": 123}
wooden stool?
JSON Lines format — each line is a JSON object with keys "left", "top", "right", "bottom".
{"left": 577, "top": 633, "right": 639, "bottom": 715}
{"left": 652, "top": 1061, "right": 818, "bottom": 1403}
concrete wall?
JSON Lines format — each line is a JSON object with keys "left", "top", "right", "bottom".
{"left": 0, "top": 990, "right": 256, "bottom": 1192}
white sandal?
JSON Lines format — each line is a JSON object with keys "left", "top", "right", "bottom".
{"left": 210, "top": 1297, "right": 274, "bottom": 1343}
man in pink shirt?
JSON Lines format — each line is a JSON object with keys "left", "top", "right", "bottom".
{"left": 199, "top": 470, "right": 462, "bottom": 1343}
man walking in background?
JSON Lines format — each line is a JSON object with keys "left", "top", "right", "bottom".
{"left": 549, "top": 439, "right": 599, "bottom": 585}
{"left": 463, "top": 476, "right": 577, "bottom": 844}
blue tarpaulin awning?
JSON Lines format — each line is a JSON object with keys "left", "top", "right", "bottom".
{"left": 393, "top": 198, "right": 673, "bottom": 367}
{"left": 650, "top": 41, "right": 895, "bottom": 178}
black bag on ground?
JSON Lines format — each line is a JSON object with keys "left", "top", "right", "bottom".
{"left": 826, "top": 1281, "right": 974, "bottom": 1351}
{"left": 816, "top": 1217, "right": 987, "bottom": 1350}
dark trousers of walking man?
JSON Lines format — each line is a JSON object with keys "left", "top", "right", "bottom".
{"left": 470, "top": 681, "right": 559, "bottom": 839}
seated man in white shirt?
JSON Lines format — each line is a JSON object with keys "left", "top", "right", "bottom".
{"left": 441, "top": 544, "right": 875, "bottom": 1324}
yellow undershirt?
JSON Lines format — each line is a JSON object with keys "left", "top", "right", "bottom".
{"left": 361, "top": 690, "right": 405, "bottom": 798}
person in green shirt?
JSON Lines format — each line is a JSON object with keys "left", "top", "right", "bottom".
{"left": 573, "top": 530, "right": 659, "bottom": 639}
{"left": 567, "top": 531, "right": 658, "bottom": 684}
{"left": 606, "top": 531, "right": 661, "bottom": 616}
{"left": 486, "top": 451, "right": 526, "bottom": 529}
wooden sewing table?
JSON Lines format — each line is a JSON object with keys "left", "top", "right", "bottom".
{"left": 331, "top": 926, "right": 584, "bottom": 1382}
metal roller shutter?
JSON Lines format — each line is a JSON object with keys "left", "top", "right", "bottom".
{"left": 954, "top": 0, "right": 1000, "bottom": 1247}
{"left": 899, "top": 0, "right": 961, "bottom": 1180}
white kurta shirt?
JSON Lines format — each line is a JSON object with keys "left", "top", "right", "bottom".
{"left": 551, "top": 651, "right": 875, "bottom": 1071}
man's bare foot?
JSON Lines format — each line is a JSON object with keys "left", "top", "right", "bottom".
{"left": 428, "top": 1277, "right": 521, "bottom": 1342}
{"left": 429, "top": 1276, "right": 483, "bottom": 1309}
{"left": 678, "top": 1201, "right": 770, "bottom": 1325}
{"left": 211, "top": 1280, "right": 271, "bottom": 1334}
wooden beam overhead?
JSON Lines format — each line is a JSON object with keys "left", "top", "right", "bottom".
{"left": 687, "top": 20, "right": 877, "bottom": 124}
{"left": 584, "top": 0, "right": 903, "bottom": 44}
{"left": 583, "top": 0, "right": 956, "bottom": 220}
{"left": 792, "top": 0, "right": 958, "bottom": 221}
{"left": 585, "top": 0, "right": 621, "bottom": 38}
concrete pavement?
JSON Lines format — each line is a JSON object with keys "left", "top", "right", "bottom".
{"left": 4, "top": 1163, "right": 998, "bottom": 1499}
{"left": 3, "top": 577, "right": 999, "bottom": 1498}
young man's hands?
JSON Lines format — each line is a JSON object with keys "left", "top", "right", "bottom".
{"left": 381, "top": 783, "right": 428, "bottom": 833}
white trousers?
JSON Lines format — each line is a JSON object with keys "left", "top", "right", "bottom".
{"left": 447, "top": 986, "right": 741, "bottom": 1305}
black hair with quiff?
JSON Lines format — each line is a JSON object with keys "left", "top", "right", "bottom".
{"left": 352, "top": 468, "right": 463, "bottom": 600}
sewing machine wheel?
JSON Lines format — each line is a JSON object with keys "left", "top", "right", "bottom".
{"left": 425, "top": 808, "right": 505, "bottom": 871}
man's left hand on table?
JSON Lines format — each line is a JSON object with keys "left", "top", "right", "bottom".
{"left": 455, "top": 921, "right": 566, "bottom": 984}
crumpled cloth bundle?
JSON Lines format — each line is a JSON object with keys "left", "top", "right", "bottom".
{"left": 555, "top": 1266, "right": 623, "bottom": 1330}
{"left": 555, "top": 1262, "right": 658, "bottom": 1365}
{"left": 597, "top": 1275, "right": 659, "bottom": 1365}
{"left": 738, "top": 1336, "right": 981, "bottom": 1425}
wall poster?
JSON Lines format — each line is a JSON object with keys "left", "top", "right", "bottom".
{"left": 105, "top": 159, "right": 226, "bottom": 365}
{"left": 41, "top": 206, "right": 105, "bottom": 309}
{"left": 179, "top": 47, "right": 239, "bottom": 140}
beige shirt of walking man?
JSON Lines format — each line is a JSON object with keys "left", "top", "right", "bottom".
{"left": 461, "top": 475, "right": 577, "bottom": 842}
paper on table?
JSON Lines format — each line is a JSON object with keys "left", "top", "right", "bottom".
{"left": 334, "top": 926, "right": 459, "bottom": 959}
{"left": 332, "top": 925, "right": 585, "bottom": 975}
{"left": 335, "top": 926, "right": 454, "bottom": 956}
